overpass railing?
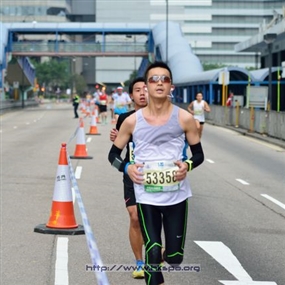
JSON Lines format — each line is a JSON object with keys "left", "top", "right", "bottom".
{"left": 11, "top": 42, "right": 148, "bottom": 56}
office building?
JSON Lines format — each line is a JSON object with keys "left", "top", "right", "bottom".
{"left": 95, "top": 0, "right": 284, "bottom": 84}
{"left": 1, "top": 0, "right": 284, "bottom": 86}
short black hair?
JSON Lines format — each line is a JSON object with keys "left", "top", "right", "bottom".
{"left": 129, "top": 77, "right": 145, "bottom": 94}
{"left": 144, "top": 61, "right": 173, "bottom": 83}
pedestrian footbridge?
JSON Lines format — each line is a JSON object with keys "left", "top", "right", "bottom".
{"left": 0, "top": 21, "right": 203, "bottom": 98}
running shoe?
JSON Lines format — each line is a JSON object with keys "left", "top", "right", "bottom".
{"left": 132, "top": 260, "right": 144, "bottom": 279}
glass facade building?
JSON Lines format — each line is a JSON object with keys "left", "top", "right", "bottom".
{"left": 95, "top": 0, "right": 284, "bottom": 83}
{"left": 0, "top": 0, "right": 70, "bottom": 22}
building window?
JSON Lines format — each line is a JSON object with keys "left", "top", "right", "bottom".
{"left": 22, "top": 6, "right": 35, "bottom": 15}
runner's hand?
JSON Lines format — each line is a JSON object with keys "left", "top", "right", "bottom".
{"left": 110, "top": 128, "right": 118, "bottom": 142}
{"left": 127, "top": 163, "right": 144, "bottom": 184}
{"left": 174, "top": 161, "right": 188, "bottom": 181}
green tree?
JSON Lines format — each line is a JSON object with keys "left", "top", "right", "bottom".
{"left": 202, "top": 62, "right": 227, "bottom": 71}
{"left": 33, "top": 59, "right": 70, "bottom": 92}
{"left": 245, "top": 66, "right": 257, "bottom": 71}
{"left": 71, "top": 74, "right": 86, "bottom": 96}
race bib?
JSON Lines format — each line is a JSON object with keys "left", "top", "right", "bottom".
{"left": 194, "top": 109, "right": 202, "bottom": 115}
{"left": 115, "top": 102, "right": 124, "bottom": 108}
{"left": 143, "top": 161, "right": 180, "bottom": 193}
{"left": 100, "top": 100, "right": 107, "bottom": 105}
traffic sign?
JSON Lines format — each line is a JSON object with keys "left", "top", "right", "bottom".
{"left": 219, "top": 70, "right": 230, "bottom": 85}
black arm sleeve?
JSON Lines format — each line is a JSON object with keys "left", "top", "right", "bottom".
{"left": 108, "top": 144, "right": 126, "bottom": 172}
{"left": 189, "top": 142, "right": 204, "bottom": 169}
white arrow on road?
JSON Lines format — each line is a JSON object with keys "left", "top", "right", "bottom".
{"left": 194, "top": 241, "right": 277, "bottom": 285}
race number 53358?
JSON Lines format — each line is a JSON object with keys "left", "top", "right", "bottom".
{"left": 144, "top": 169, "right": 177, "bottom": 185}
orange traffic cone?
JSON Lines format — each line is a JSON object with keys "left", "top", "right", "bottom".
{"left": 70, "top": 118, "right": 93, "bottom": 159}
{"left": 34, "top": 143, "right": 84, "bottom": 235}
{"left": 86, "top": 111, "right": 101, "bottom": 135}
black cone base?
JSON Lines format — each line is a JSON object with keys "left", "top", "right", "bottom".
{"left": 69, "top": 156, "right": 93, "bottom": 159}
{"left": 34, "top": 224, "right": 85, "bottom": 235}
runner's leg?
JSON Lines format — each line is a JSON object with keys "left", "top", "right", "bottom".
{"left": 199, "top": 123, "right": 204, "bottom": 138}
{"left": 162, "top": 199, "right": 188, "bottom": 266}
{"left": 124, "top": 174, "right": 144, "bottom": 278}
{"left": 195, "top": 120, "right": 202, "bottom": 138}
{"left": 137, "top": 203, "right": 164, "bottom": 285}
{"left": 127, "top": 205, "right": 144, "bottom": 260}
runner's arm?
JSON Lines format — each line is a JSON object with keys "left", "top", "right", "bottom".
{"left": 108, "top": 116, "right": 133, "bottom": 171}
{"left": 187, "top": 101, "right": 194, "bottom": 115}
{"left": 204, "top": 101, "right": 211, "bottom": 112}
{"left": 180, "top": 109, "right": 204, "bottom": 170}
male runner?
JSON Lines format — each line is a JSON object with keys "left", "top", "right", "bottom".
{"left": 108, "top": 61, "right": 204, "bottom": 285}
{"left": 187, "top": 91, "right": 211, "bottom": 138}
{"left": 110, "top": 77, "right": 148, "bottom": 279}
{"left": 112, "top": 86, "right": 132, "bottom": 122}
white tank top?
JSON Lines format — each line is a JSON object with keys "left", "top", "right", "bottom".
{"left": 132, "top": 105, "right": 192, "bottom": 206}
{"left": 193, "top": 100, "right": 205, "bottom": 122}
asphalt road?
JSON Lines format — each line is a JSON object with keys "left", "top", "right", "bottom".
{"left": 1, "top": 103, "right": 284, "bottom": 285}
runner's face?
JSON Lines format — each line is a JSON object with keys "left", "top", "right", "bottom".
{"left": 146, "top": 67, "right": 171, "bottom": 99}
{"left": 131, "top": 81, "right": 148, "bottom": 108}
{"left": 196, "top": 93, "right": 203, "bottom": 101}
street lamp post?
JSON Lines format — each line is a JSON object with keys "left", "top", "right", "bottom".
{"left": 72, "top": 58, "right": 76, "bottom": 93}
{"left": 166, "top": 0, "right": 168, "bottom": 64}
{"left": 21, "top": 57, "right": 25, "bottom": 108}
{"left": 263, "top": 33, "right": 277, "bottom": 111}
{"left": 134, "top": 35, "right": 137, "bottom": 72}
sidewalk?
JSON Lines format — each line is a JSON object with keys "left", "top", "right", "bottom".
{"left": 0, "top": 99, "right": 39, "bottom": 114}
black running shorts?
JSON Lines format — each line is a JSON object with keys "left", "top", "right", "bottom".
{"left": 99, "top": 105, "right": 107, "bottom": 113}
{"left": 123, "top": 173, "right": 136, "bottom": 207}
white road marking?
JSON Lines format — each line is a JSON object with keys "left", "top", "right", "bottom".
{"left": 195, "top": 241, "right": 277, "bottom": 285}
{"left": 54, "top": 237, "right": 69, "bottom": 285}
{"left": 236, "top": 179, "right": 250, "bottom": 185}
{"left": 261, "top": 194, "right": 285, "bottom": 210}
{"left": 26, "top": 122, "right": 30, "bottom": 125}
{"left": 13, "top": 126, "right": 17, "bottom": 129}
{"left": 75, "top": 166, "right": 82, "bottom": 179}
{"left": 195, "top": 241, "right": 252, "bottom": 281}
{"left": 86, "top": 137, "right": 92, "bottom": 143}
{"left": 206, "top": 159, "right": 215, "bottom": 164}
